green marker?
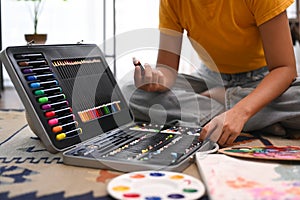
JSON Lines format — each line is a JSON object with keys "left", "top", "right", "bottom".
{"left": 38, "top": 94, "right": 65, "bottom": 104}
{"left": 34, "top": 87, "right": 62, "bottom": 96}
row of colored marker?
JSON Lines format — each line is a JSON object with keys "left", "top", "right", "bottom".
{"left": 78, "top": 101, "right": 121, "bottom": 122}
{"left": 15, "top": 53, "right": 82, "bottom": 141}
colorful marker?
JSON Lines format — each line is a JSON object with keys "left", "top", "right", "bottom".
{"left": 48, "top": 114, "right": 75, "bottom": 126}
{"left": 18, "top": 60, "right": 47, "bottom": 66}
{"left": 26, "top": 74, "right": 54, "bottom": 81}
{"left": 45, "top": 107, "right": 72, "bottom": 118}
{"left": 29, "top": 80, "right": 58, "bottom": 88}
{"left": 41, "top": 100, "right": 69, "bottom": 110}
{"left": 38, "top": 94, "right": 66, "bottom": 103}
{"left": 56, "top": 128, "right": 82, "bottom": 141}
{"left": 14, "top": 53, "right": 44, "bottom": 59}
{"left": 22, "top": 67, "right": 51, "bottom": 74}
{"left": 52, "top": 121, "right": 78, "bottom": 133}
{"left": 34, "top": 87, "right": 62, "bottom": 96}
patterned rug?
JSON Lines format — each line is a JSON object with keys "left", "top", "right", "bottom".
{"left": 0, "top": 110, "right": 118, "bottom": 200}
{"left": 0, "top": 110, "right": 299, "bottom": 200}
{"left": 0, "top": 110, "right": 201, "bottom": 200}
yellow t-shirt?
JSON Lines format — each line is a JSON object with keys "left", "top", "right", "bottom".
{"left": 159, "top": 0, "right": 294, "bottom": 73}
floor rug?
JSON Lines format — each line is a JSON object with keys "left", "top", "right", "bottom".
{"left": 0, "top": 110, "right": 299, "bottom": 200}
{"left": 0, "top": 110, "right": 119, "bottom": 200}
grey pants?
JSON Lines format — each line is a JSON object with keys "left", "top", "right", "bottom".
{"left": 121, "top": 65, "right": 300, "bottom": 135}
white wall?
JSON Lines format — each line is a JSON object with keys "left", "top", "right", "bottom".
{"left": 2, "top": 0, "right": 104, "bottom": 45}
{"left": 2, "top": 0, "right": 162, "bottom": 86}
{"left": 2, "top": 0, "right": 105, "bottom": 86}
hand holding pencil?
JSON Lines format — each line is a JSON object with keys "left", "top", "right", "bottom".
{"left": 132, "top": 57, "right": 145, "bottom": 73}
{"left": 132, "top": 57, "right": 167, "bottom": 92}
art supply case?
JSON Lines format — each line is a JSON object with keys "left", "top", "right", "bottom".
{"left": 0, "top": 44, "right": 215, "bottom": 172}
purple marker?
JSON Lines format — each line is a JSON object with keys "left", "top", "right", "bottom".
{"left": 22, "top": 67, "right": 51, "bottom": 74}
{"left": 41, "top": 100, "right": 69, "bottom": 110}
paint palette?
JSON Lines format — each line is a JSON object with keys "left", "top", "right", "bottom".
{"left": 107, "top": 171, "right": 205, "bottom": 200}
{"left": 219, "top": 146, "right": 300, "bottom": 161}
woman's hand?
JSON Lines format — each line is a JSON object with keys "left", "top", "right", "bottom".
{"left": 199, "top": 108, "right": 248, "bottom": 146}
{"left": 134, "top": 63, "right": 170, "bottom": 92}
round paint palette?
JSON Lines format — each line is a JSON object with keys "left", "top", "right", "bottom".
{"left": 107, "top": 171, "right": 205, "bottom": 200}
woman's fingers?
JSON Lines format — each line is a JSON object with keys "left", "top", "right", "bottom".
{"left": 134, "top": 63, "right": 167, "bottom": 92}
{"left": 199, "top": 112, "right": 242, "bottom": 146}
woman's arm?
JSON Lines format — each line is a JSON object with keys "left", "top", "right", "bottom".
{"left": 237, "top": 11, "right": 297, "bottom": 120}
{"left": 200, "top": 11, "right": 297, "bottom": 146}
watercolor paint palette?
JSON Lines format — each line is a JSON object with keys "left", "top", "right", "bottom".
{"left": 107, "top": 171, "right": 205, "bottom": 200}
{"left": 219, "top": 146, "right": 300, "bottom": 161}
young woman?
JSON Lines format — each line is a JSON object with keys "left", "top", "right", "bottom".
{"left": 131, "top": 0, "right": 299, "bottom": 146}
